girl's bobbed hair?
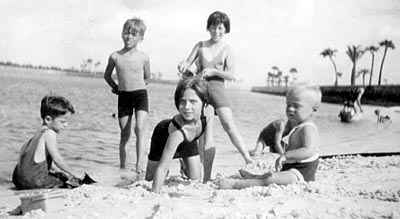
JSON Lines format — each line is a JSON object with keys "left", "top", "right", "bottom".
{"left": 207, "top": 11, "right": 230, "bottom": 33}
{"left": 174, "top": 77, "right": 209, "bottom": 110}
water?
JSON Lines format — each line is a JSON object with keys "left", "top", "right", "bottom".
{"left": 1, "top": 67, "right": 398, "bottom": 190}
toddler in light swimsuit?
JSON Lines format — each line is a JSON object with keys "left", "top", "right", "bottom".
{"left": 218, "top": 84, "right": 322, "bottom": 189}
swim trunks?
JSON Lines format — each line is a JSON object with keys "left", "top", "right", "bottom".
{"left": 118, "top": 89, "right": 148, "bottom": 117}
{"left": 206, "top": 81, "right": 230, "bottom": 109}
{"left": 148, "top": 117, "right": 206, "bottom": 161}
{"left": 197, "top": 41, "right": 231, "bottom": 109}
{"left": 282, "top": 159, "right": 319, "bottom": 182}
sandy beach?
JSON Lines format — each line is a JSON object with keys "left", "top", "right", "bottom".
{"left": 1, "top": 154, "right": 399, "bottom": 219}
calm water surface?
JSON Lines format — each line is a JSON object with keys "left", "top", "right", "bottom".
{"left": 0, "top": 68, "right": 395, "bottom": 190}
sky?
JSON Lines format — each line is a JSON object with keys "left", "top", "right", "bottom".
{"left": 0, "top": 0, "right": 399, "bottom": 87}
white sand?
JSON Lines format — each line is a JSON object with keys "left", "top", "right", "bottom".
{"left": 1, "top": 155, "right": 399, "bottom": 219}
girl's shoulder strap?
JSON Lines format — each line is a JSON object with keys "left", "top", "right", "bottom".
{"left": 298, "top": 122, "right": 318, "bottom": 131}
{"left": 171, "top": 117, "right": 188, "bottom": 141}
{"left": 194, "top": 116, "right": 207, "bottom": 140}
{"left": 287, "top": 122, "right": 318, "bottom": 138}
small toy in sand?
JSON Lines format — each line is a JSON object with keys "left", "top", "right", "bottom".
{"left": 19, "top": 191, "right": 64, "bottom": 215}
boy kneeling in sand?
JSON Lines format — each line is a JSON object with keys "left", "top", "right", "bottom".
{"left": 219, "top": 84, "right": 321, "bottom": 189}
{"left": 12, "top": 95, "right": 84, "bottom": 189}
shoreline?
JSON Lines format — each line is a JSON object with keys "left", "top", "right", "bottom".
{"left": 251, "top": 85, "right": 400, "bottom": 107}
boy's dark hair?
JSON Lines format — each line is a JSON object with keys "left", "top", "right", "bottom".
{"left": 207, "top": 11, "right": 230, "bottom": 33}
{"left": 40, "top": 95, "right": 75, "bottom": 119}
{"left": 123, "top": 17, "right": 146, "bottom": 36}
{"left": 174, "top": 77, "right": 209, "bottom": 110}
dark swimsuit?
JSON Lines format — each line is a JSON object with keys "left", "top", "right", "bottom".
{"left": 12, "top": 133, "right": 64, "bottom": 190}
{"left": 148, "top": 116, "right": 207, "bottom": 161}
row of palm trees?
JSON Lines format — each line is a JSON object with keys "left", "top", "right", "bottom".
{"left": 321, "top": 39, "right": 395, "bottom": 87}
{"left": 266, "top": 66, "right": 298, "bottom": 87}
{"left": 80, "top": 58, "right": 102, "bottom": 74}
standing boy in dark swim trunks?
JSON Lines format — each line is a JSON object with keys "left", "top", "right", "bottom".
{"left": 218, "top": 84, "right": 321, "bottom": 189}
{"left": 12, "top": 95, "right": 84, "bottom": 189}
{"left": 104, "top": 17, "right": 151, "bottom": 173}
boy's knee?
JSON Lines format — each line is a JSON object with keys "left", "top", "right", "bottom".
{"left": 120, "top": 130, "right": 131, "bottom": 140}
{"left": 134, "top": 124, "right": 145, "bottom": 135}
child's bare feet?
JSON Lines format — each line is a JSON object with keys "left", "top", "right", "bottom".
{"left": 217, "top": 178, "right": 237, "bottom": 189}
{"left": 239, "top": 169, "right": 254, "bottom": 179}
{"left": 136, "top": 164, "right": 144, "bottom": 174}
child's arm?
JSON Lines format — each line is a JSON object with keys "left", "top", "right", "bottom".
{"left": 202, "top": 45, "right": 235, "bottom": 81}
{"left": 152, "top": 128, "right": 184, "bottom": 193}
{"left": 272, "top": 120, "right": 285, "bottom": 155}
{"left": 143, "top": 54, "right": 151, "bottom": 85}
{"left": 44, "top": 131, "right": 83, "bottom": 179}
{"left": 200, "top": 106, "right": 215, "bottom": 182}
{"left": 104, "top": 54, "right": 118, "bottom": 94}
{"left": 178, "top": 42, "right": 201, "bottom": 73}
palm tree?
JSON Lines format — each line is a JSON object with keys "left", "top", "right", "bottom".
{"left": 336, "top": 72, "right": 343, "bottom": 85}
{"left": 357, "top": 68, "right": 369, "bottom": 86}
{"left": 378, "top": 40, "right": 395, "bottom": 86}
{"left": 94, "top": 61, "right": 101, "bottom": 74}
{"left": 271, "top": 66, "right": 280, "bottom": 74}
{"left": 365, "top": 46, "right": 379, "bottom": 86}
{"left": 276, "top": 71, "right": 283, "bottom": 87}
{"left": 289, "top": 67, "right": 298, "bottom": 82}
{"left": 320, "top": 48, "right": 339, "bottom": 86}
{"left": 283, "top": 75, "right": 290, "bottom": 87}
{"left": 346, "top": 45, "right": 365, "bottom": 86}
{"left": 86, "top": 58, "right": 93, "bottom": 73}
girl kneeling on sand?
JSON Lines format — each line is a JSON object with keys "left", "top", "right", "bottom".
{"left": 145, "top": 77, "right": 214, "bottom": 193}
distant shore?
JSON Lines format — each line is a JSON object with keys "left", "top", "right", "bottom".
{"left": 251, "top": 85, "right": 400, "bottom": 107}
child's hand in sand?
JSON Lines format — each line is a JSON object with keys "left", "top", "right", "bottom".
{"left": 275, "top": 154, "right": 287, "bottom": 171}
